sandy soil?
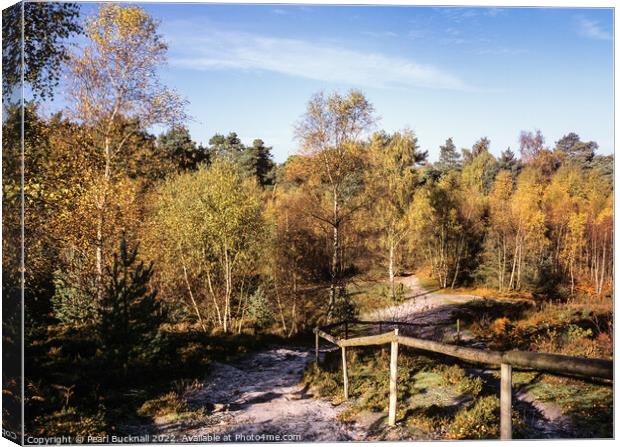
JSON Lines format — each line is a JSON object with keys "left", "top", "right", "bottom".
{"left": 367, "top": 275, "right": 480, "bottom": 340}
{"left": 144, "top": 275, "right": 570, "bottom": 441}
{"left": 155, "top": 347, "right": 363, "bottom": 441}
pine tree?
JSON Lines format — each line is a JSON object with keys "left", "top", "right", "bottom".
{"left": 435, "top": 137, "right": 462, "bottom": 174}
{"left": 99, "top": 235, "right": 163, "bottom": 372}
{"left": 554, "top": 132, "right": 597, "bottom": 168}
{"left": 240, "top": 139, "right": 276, "bottom": 186}
{"left": 497, "top": 147, "right": 522, "bottom": 180}
{"left": 157, "top": 126, "right": 208, "bottom": 174}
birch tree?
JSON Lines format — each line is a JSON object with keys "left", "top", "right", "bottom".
{"left": 148, "top": 160, "right": 266, "bottom": 333}
{"left": 368, "top": 130, "right": 426, "bottom": 297}
{"left": 68, "top": 4, "right": 186, "bottom": 299}
{"left": 294, "top": 90, "right": 376, "bottom": 318}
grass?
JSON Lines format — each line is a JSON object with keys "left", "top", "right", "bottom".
{"left": 303, "top": 347, "right": 509, "bottom": 440}
{"left": 521, "top": 378, "right": 613, "bottom": 438}
{"left": 25, "top": 323, "right": 303, "bottom": 437}
{"left": 304, "top": 285, "right": 613, "bottom": 440}
{"left": 347, "top": 278, "right": 411, "bottom": 317}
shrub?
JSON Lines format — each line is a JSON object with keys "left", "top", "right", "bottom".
{"left": 332, "top": 289, "right": 359, "bottom": 322}
{"left": 447, "top": 395, "right": 499, "bottom": 439}
{"left": 437, "top": 364, "right": 483, "bottom": 397}
{"left": 138, "top": 391, "right": 188, "bottom": 419}
{"left": 246, "top": 286, "right": 274, "bottom": 332}
{"left": 51, "top": 252, "right": 99, "bottom": 326}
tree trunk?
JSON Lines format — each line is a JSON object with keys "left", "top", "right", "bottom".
{"left": 328, "top": 191, "right": 340, "bottom": 321}
{"left": 180, "top": 253, "right": 207, "bottom": 333}
{"left": 205, "top": 269, "right": 223, "bottom": 328}
{"left": 389, "top": 241, "right": 395, "bottom": 299}
{"left": 95, "top": 136, "right": 112, "bottom": 301}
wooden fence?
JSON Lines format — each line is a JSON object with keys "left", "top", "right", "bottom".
{"left": 313, "top": 320, "right": 612, "bottom": 440}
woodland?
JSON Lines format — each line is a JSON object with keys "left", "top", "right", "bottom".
{"left": 1, "top": 2, "right": 613, "bottom": 440}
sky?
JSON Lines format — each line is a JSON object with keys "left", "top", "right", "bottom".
{"left": 65, "top": 3, "right": 613, "bottom": 163}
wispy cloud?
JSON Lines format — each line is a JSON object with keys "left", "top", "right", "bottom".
{"left": 168, "top": 27, "right": 472, "bottom": 91}
{"left": 435, "top": 7, "right": 505, "bottom": 23}
{"left": 272, "top": 8, "right": 288, "bottom": 16}
{"left": 361, "top": 30, "right": 398, "bottom": 38}
{"left": 576, "top": 16, "right": 611, "bottom": 40}
{"left": 475, "top": 47, "right": 528, "bottom": 56}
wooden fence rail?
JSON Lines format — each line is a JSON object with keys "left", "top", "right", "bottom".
{"left": 313, "top": 320, "right": 612, "bottom": 441}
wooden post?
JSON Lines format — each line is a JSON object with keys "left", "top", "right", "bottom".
{"left": 315, "top": 329, "right": 319, "bottom": 364}
{"left": 500, "top": 363, "right": 512, "bottom": 440}
{"left": 388, "top": 328, "right": 399, "bottom": 426}
{"left": 456, "top": 319, "right": 461, "bottom": 342}
{"left": 342, "top": 346, "right": 349, "bottom": 399}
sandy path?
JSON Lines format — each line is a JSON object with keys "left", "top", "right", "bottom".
{"left": 152, "top": 347, "right": 364, "bottom": 441}
{"left": 147, "top": 275, "right": 567, "bottom": 440}
{"left": 149, "top": 276, "right": 481, "bottom": 441}
{"left": 367, "top": 275, "right": 479, "bottom": 340}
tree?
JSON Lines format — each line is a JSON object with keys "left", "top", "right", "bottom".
{"left": 246, "top": 287, "right": 274, "bottom": 334}
{"left": 147, "top": 160, "right": 266, "bottom": 333}
{"left": 68, "top": 4, "right": 187, "bottom": 300}
{"left": 435, "top": 138, "right": 462, "bottom": 175}
{"left": 368, "top": 130, "right": 427, "bottom": 297}
{"left": 51, "top": 250, "right": 99, "bottom": 326}
{"left": 497, "top": 147, "right": 522, "bottom": 180}
{"left": 462, "top": 137, "right": 491, "bottom": 164}
{"left": 99, "top": 235, "right": 163, "bottom": 373}
{"left": 508, "top": 168, "right": 548, "bottom": 290}
{"left": 409, "top": 174, "right": 465, "bottom": 288}
{"left": 544, "top": 164, "right": 613, "bottom": 297}
{"left": 265, "top": 178, "right": 331, "bottom": 336}
{"left": 208, "top": 132, "right": 245, "bottom": 160}
{"left": 590, "top": 154, "right": 613, "bottom": 182}
{"left": 519, "top": 130, "right": 545, "bottom": 162}
{"left": 483, "top": 170, "right": 515, "bottom": 291}
{"left": 294, "top": 90, "right": 376, "bottom": 319}
{"left": 554, "top": 132, "right": 597, "bottom": 168}
{"left": 240, "top": 139, "right": 276, "bottom": 186}
{"left": 156, "top": 126, "right": 208, "bottom": 175}
{"left": 461, "top": 146, "right": 498, "bottom": 195}
{"left": 2, "top": 1, "right": 82, "bottom": 100}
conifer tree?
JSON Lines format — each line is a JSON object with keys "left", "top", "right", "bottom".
{"left": 99, "top": 235, "right": 163, "bottom": 372}
{"left": 435, "top": 137, "right": 462, "bottom": 174}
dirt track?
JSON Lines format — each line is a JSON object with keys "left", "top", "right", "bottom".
{"left": 145, "top": 275, "right": 568, "bottom": 441}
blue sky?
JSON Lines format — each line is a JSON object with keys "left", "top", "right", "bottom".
{"left": 69, "top": 3, "right": 613, "bottom": 162}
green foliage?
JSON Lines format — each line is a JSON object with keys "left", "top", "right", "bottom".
{"left": 447, "top": 396, "right": 499, "bottom": 439}
{"left": 157, "top": 126, "right": 209, "bottom": 174}
{"left": 332, "top": 290, "right": 359, "bottom": 322}
{"left": 148, "top": 158, "right": 267, "bottom": 333}
{"left": 208, "top": 132, "right": 245, "bottom": 159}
{"left": 246, "top": 287, "right": 274, "bottom": 332}
{"left": 51, "top": 254, "right": 99, "bottom": 326}
{"left": 437, "top": 365, "right": 483, "bottom": 397}
{"left": 554, "top": 132, "right": 597, "bottom": 168}
{"left": 435, "top": 137, "right": 462, "bottom": 174}
{"left": 2, "top": 2, "right": 82, "bottom": 100}
{"left": 138, "top": 391, "right": 189, "bottom": 419}
{"left": 239, "top": 139, "right": 276, "bottom": 186}
{"left": 99, "top": 235, "right": 164, "bottom": 371}
{"left": 497, "top": 147, "right": 522, "bottom": 180}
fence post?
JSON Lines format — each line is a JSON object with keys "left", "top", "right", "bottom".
{"left": 342, "top": 346, "right": 349, "bottom": 399}
{"left": 500, "top": 363, "right": 512, "bottom": 440}
{"left": 388, "top": 328, "right": 399, "bottom": 426}
{"left": 315, "top": 329, "right": 319, "bottom": 364}
{"left": 456, "top": 319, "right": 461, "bottom": 342}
